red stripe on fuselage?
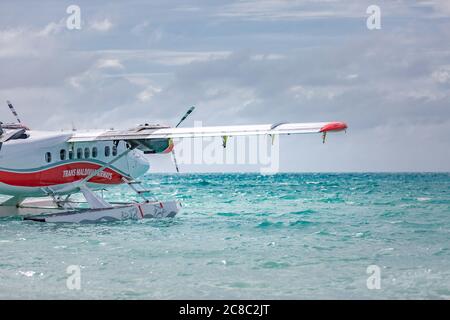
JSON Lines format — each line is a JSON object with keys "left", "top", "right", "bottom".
{"left": 0, "top": 162, "right": 125, "bottom": 187}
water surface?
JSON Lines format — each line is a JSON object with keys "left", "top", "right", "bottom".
{"left": 0, "top": 173, "right": 449, "bottom": 299}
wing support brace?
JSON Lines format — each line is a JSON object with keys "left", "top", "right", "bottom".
{"left": 78, "top": 144, "right": 134, "bottom": 185}
{"left": 76, "top": 144, "right": 136, "bottom": 209}
{"left": 55, "top": 143, "right": 135, "bottom": 197}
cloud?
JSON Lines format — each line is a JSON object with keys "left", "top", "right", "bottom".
{"left": 215, "top": 0, "right": 446, "bottom": 21}
{"left": 91, "top": 49, "right": 232, "bottom": 66}
{"left": 38, "top": 20, "right": 65, "bottom": 36}
{"left": 216, "top": 0, "right": 343, "bottom": 20}
{"left": 137, "top": 85, "right": 162, "bottom": 102}
{"left": 214, "top": 0, "right": 388, "bottom": 21}
{"left": 1, "top": 0, "right": 450, "bottom": 171}
{"left": 0, "top": 23, "right": 61, "bottom": 58}
{"left": 424, "top": 0, "right": 450, "bottom": 16}
{"left": 89, "top": 18, "right": 113, "bottom": 32}
{"left": 96, "top": 59, "right": 124, "bottom": 70}
{"left": 130, "top": 21, "right": 150, "bottom": 35}
{"left": 431, "top": 65, "right": 450, "bottom": 84}
{"left": 173, "top": 5, "right": 202, "bottom": 12}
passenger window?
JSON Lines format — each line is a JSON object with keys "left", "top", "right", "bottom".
{"left": 60, "top": 149, "right": 66, "bottom": 161}
{"left": 45, "top": 152, "right": 52, "bottom": 163}
{"left": 112, "top": 145, "right": 118, "bottom": 156}
{"left": 84, "top": 147, "right": 90, "bottom": 158}
{"left": 92, "top": 147, "right": 98, "bottom": 158}
{"left": 105, "top": 146, "right": 110, "bottom": 157}
{"left": 68, "top": 149, "right": 74, "bottom": 160}
{"left": 77, "top": 148, "right": 83, "bottom": 159}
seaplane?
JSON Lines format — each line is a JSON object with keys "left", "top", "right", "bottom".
{"left": 0, "top": 101, "right": 347, "bottom": 223}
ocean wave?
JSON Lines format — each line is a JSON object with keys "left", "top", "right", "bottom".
{"left": 259, "top": 261, "right": 290, "bottom": 269}
{"left": 288, "top": 220, "right": 314, "bottom": 227}
{"left": 256, "top": 220, "right": 284, "bottom": 228}
{"left": 256, "top": 219, "right": 315, "bottom": 228}
{"left": 288, "top": 209, "right": 316, "bottom": 215}
{"left": 217, "top": 212, "right": 239, "bottom": 217}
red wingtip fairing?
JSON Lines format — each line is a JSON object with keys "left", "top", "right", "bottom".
{"left": 319, "top": 122, "right": 348, "bottom": 133}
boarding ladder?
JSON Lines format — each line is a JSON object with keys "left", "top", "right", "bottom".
{"left": 122, "top": 178, "right": 156, "bottom": 202}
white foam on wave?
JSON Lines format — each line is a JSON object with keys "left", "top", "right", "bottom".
{"left": 18, "top": 271, "right": 36, "bottom": 277}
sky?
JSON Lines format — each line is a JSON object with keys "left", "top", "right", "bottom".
{"left": 0, "top": 0, "right": 449, "bottom": 172}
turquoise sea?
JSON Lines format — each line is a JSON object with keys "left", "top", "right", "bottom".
{"left": 0, "top": 173, "right": 449, "bottom": 299}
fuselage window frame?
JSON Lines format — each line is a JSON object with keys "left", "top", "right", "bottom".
{"left": 105, "top": 146, "right": 110, "bottom": 157}
{"left": 45, "top": 152, "right": 52, "bottom": 163}
{"left": 60, "top": 149, "right": 66, "bottom": 161}
{"left": 77, "top": 148, "right": 83, "bottom": 159}
{"left": 84, "top": 147, "right": 90, "bottom": 159}
{"left": 92, "top": 146, "right": 98, "bottom": 158}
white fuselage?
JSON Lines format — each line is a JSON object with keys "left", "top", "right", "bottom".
{"left": 0, "top": 130, "right": 150, "bottom": 197}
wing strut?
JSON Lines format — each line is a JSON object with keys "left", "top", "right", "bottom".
{"left": 79, "top": 144, "right": 134, "bottom": 185}
{"left": 55, "top": 144, "right": 135, "bottom": 197}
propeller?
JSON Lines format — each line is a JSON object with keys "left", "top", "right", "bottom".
{"left": 6, "top": 100, "right": 22, "bottom": 123}
{"left": 175, "top": 106, "right": 195, "bottom": 128}
{"left": 171, "top": 106, "right": 196, "bottom": 172}
{"left": 171, "top": 140, "right": 180, "bottom": 173}
{"left": 0, "top": 128, "right": 26, "bottom": 142}
{"left": 0, "top": 101, "right": 28, "bottom": 151}
{"left": 0, "top": 125, "right": 26, "bottom": 151}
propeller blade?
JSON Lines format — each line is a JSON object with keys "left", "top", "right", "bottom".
{"left": 6, "top": 100, "right": 21, "bottom": 124}
{"left": 175, "top": 106, "right": 195, "bottom": 128}
{"left": 171, "top": 150, "right": 180, "bottom": 173}
{"left": 170, "top": 106, "right": 196, "bottom": 173}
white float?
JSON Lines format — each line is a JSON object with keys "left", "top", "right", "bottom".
{"left": 23, "top": 200, "right": 181, "bottom": 223}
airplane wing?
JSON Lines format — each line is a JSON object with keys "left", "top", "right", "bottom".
{"left": 69, "top": 121, "right": 347, "bottom": 141}
{"left": 68, "top": 121, "right": 347, "bottom": 153}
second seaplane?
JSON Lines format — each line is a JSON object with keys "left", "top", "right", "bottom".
{"left": 0, "top": 101, "right": 347, "bottom": 223}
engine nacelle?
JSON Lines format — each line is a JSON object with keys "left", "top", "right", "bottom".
{"left": 136, "top": 138, "right": 174, "bottom": 154}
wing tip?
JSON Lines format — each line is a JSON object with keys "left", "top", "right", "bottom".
{"left": 319, "top": 122, "right": 348, "bottom": 133}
